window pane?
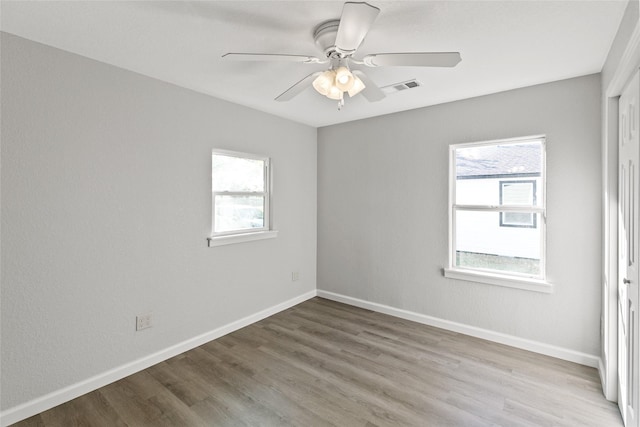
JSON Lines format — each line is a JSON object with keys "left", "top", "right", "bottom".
{"left": 455, "top": 142, "right": 542, "bottom": 206}
{"left": 455, "top": 210, "right": 541, "bottom": 276}
{"left": 212, "top": 154, "right": 265, "bottom": 192}
{"left": 214, "top": 195, "right": 265, "bottom": 232}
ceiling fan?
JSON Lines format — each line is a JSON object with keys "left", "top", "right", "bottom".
{"left": 222, "top": 2, "right": 462, "bottom": 109}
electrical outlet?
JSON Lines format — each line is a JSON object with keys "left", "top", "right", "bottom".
{"left": 292, "top": 271, "right": 300, "bottom": 282}
{"left": 136, "top": 313, "right": 152, "bottom": 331}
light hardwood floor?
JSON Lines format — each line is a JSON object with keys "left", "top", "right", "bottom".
{"left": 13, "top": 297, "right": 622, "bottom": 426}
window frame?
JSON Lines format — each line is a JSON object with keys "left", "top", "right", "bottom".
{"left": 208, "top": 149, "right": 276, "bottom": 247}
{"left": 444, "top": 135, "right": 551, "bottom": 292}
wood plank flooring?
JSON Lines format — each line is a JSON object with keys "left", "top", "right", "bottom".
{"left": 13, "top": 297, "right": 622, "bottom": 426}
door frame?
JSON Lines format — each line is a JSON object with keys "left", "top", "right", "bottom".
{"left": 603, "top": 18, "right": 640, "bottom": 403}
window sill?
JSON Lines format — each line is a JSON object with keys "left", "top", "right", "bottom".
{"left": 443, "top": 268, "right": 553, "bottom": 293}
{"left": 207, "top": 230, "right": 278, "bottom": 247}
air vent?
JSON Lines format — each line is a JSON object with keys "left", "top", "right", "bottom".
{"left": 381, "top": 79, "right": 422, "bottom": 94}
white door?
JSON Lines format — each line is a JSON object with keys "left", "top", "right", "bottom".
{"left": 619, "top": 69, "right": 640, "bottom": 427}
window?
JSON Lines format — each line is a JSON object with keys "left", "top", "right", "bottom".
{"left": 208, "top": 150, "right": 276, "bottom": 246}
{"left": 445, "top": 136, "right": 550, "bottom": 292}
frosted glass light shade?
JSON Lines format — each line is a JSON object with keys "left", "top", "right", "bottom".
{"left": 312, "top": 70, "right": 335, "bottom": 96}
{"left": 326, "top": 84, "right": 343, "bottom": 100}
{"left": 347, "top": 75, "right": 366, "bottom": 97}
{"left": 334, "top": 66, "right": 355, "bottom": 91}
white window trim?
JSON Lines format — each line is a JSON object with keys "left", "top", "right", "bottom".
{"left": 445, "top": 135, "right": 552, "bottom": 292}
{"left": 208, "top": 230, "right": 278, "bottom": 247}
{"left": 443, "top": 267, "right": 553, "bottom": 293}
{"left": 208, "top": 149, "right": 276, "bottom": 246}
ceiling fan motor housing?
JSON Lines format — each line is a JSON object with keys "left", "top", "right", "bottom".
{"left": 314, "top": 20, "right": 342, "bottom": 57}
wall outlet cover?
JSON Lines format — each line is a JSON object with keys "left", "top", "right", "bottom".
{"left": 136, "top": 314, "right": 152, "bottom": 331}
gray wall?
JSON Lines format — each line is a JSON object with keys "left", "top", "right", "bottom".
{"left": 0, "top": 33, "right": 317, "bottom": 410}
{"left": 318, "top": 74, "right": 602, "bottom": 356}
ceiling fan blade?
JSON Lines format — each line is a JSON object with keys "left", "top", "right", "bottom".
{"left": 352, "top": 70, "right": 385, "bottom": 102}
{"left": 363, "top": 52, "right": 462, "bottom": 68}
{"left": 335, "top": 2, "right": 380, "bottom": 55}
{"left": 275, "top": 72, "right": 322, "bottom": 102}
{"left": 222, "top": 53, "right": 326, "bottom": 64}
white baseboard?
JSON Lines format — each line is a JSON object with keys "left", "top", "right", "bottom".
{"left": 317, "top": 289, "right": 600, "bottom": 368}
{"left": 0, "top": 290, "right": 317, "bottom": 427}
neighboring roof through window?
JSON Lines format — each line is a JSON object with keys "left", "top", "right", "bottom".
{"left": 456, "top": 143, "right": 542, "bottom": 179}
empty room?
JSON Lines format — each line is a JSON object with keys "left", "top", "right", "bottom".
{"left": 2, "top": 1, "right": 640, "bottom": 426}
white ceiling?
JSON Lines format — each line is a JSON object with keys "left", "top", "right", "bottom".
{"left": 0, "top": 1, "right": 628, "bottom": 127}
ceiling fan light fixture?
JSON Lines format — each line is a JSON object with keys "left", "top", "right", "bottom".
{"left": 312, "top": 70, "right": 335, "bottom": 96}
{"left": 334, "top": 66, "right": 355, "bottom": 91}
{"left": 347, "top": 75, "right": 366, "bottom": 97}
